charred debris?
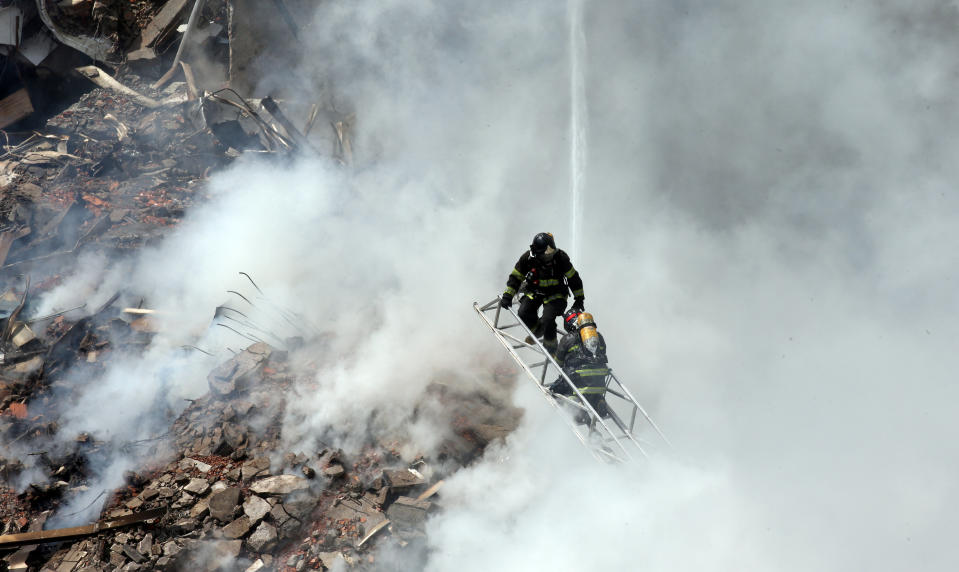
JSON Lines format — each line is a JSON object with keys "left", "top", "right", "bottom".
{"left": 0, "top": 1, "right": 520, "bottom": 570}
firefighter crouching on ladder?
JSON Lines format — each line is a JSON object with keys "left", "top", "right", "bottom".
{"left": 549, "top": 309, "right": 610, "bottom": 424}
{"left": 501, "top": 232, "right": 585, "bottom": 355}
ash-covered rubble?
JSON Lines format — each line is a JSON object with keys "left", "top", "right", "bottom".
{"left": 1, "top": 2, "right": 517, "bottom": 568}
{"left": 0, "top": 336, "right": 521, "bottom": 571}
{"left": 2, "top": 0, "right": 231, "bottom": 128}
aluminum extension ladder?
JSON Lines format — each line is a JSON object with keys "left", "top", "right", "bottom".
{"left": 474, "top": 296, "right": 672, "bottom": 464}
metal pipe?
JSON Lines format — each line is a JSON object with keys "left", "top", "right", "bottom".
{"left": 168, "top": 0, "right": 206, "bottom": 78}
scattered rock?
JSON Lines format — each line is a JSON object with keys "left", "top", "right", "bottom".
{"left": 207, "top": 342, "right": 272, "bottom": 397}
{"left": 137, "top": 533, "right": 153, "bottom": 556}
{"left": 121, "top": 544, "right": 146, "bottom": 564}
{"left": 243, "top": 495, "right": 271, "bottom": 524}
{"left": 183, "top": 478, "right": 210, "bottom": 495}
{"left": 222, "top": 516, "right": 252, "bottom": 539}
{"left": 320, "top": 551, "right": 351, "bottom": 569}
{"left": 246, "top": 521, "right": 277, "bottom": 552}
{"left": 384, "top": 469, "right": 426, "bottom": 490}
{"left": 162, "top": 540, "right": 181, "bottom": 558}
{"left": 322, "top": 464, "right": 345, "bottom": 478}
{"left": 180, "top": 458, "right": 213, "bottom": 473}
{"left": 190, "top": 495, "right": 211, "bottom": 519}
{"left": 208, "top": 487, "right": 242, "bottom": 523}
{"left": 269, "top": 503, "right": 293, "bottom": 526}
{"left": 386, "top": 496, "right": 433, "bottom": 535}
{"left": 250, "top": 475, "right": 310, "bottom": 495}
{"left": 171, "top": 492, "right": 197, "bottom": 509}
{"left": 242, "top": 457, "right": 271, "bottom": 481}
{"left": 171, "top": 518, "right": 198, "bottom": 535}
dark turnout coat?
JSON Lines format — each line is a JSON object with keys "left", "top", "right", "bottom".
{"left": 503, "top": 250, "right": 584, "bottom": 305}
{"left": 553, "top": 329, "right": 610, "bottom": 416}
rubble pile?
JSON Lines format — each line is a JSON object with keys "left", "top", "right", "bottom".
{"left": 1, "top": 1, "right": 519, "bottom": 569}
{"left": 0, "top": 335, "right": 520, "bottom": 570}
{"left": 3, "top": 0, "right": 231, "bottom": 128}
{"left": 2, "top": 85, "right": 210, "bottom": 270}
{"left": 44, "top": 0, "right": 172, "bottom": 56}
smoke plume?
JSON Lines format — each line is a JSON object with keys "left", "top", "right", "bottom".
{"left": 28, "top": 0, "right": 959, "bottom": 569}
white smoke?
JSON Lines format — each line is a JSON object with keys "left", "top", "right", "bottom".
{"left": 25, "top": 0, "right": 959, "bottom": 569}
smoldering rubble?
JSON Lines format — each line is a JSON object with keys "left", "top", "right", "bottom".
{"left": 0, "top": 1, "right": 521, "bottom": 570}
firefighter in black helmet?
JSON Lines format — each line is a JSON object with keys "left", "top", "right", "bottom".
{"left": 501, "top": 232, "right": 585, "bottom": 354}
{"left": 549, "top": 309, "right": 610, "bottom": 423}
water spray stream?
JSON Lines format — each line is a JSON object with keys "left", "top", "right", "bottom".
{"left": 568, "top": 0, "right": 588, "bottom": 260}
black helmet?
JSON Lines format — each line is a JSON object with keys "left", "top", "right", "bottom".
{"left": 530, "top": 232, "right": 556, "bottom": 258}
{"left": 563, "top": 309, "right": 581, "bottom": 333}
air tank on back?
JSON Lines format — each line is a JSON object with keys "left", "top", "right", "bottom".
{"left": 576, "top": 312, "right": 600, "bottom": 356}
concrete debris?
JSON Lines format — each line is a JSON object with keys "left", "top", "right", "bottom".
{"left": 180, "top": 457, "right": 212, "bottom": 473}
{"left": 182, "top": 477, "right": 210, "bottom": 495}
{"left": 0, "top": 2, "right": 525, "bottom": 569}
{"left": 319, "top": 551, "right": 353, "bottom": 569}
{"left": 383, "top": 468, "right": 426, "bottom": 491}
{"left": 242, "top": 495, "right": 271, "bottom": 524}
{"left": 221, "top": 515, "right": 252, "bottom": 539}
{"left": 161, "top": 539, "right": 181, "bottom": 557}
{"left": 137, "top": 533, "right": 153, "bottom": 556}
{"left": 241, "top": 457, "right": 271, "bottom": 481}
{"left": 249, "top": 474, "right": 310, "bottom": 495}
{"left": 322, "top": 463, "right": 345, "bottom": 479}
{"left": 207, "top": 487, "right": 241, "bottom": 523}
{"left": 246, "top": 521, "right": 277, "bottom": 552}
{"left": 386, "top": 497, "right": 433, "bottom": 538}
{"left": 207, "top": 341, "right": 272, "bottom": 397}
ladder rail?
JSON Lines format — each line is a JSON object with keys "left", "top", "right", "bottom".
{"left": 475, "top": 297, "right": 666, "bottom": 462}
{"left": 475, "top": 299, "right": 636, "bottom": 462}
{"left": 607, "top": 370, "right": 674, "bottom": 450}
{"left": 476, "top": 301, "right": 620, "bottom": 460}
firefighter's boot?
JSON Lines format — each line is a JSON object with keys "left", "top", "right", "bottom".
{"left": 543, "top": 338, "right": 558, "bottom": 357}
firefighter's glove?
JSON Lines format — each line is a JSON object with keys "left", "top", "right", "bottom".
{"left": 571, "top": 298, "right": 585, "bottom": 312}
{"left": 500, "top": 294, "right": 513, "bottom": 309}
{"left": 549, "top": 378, "right": 570, "bottom": 395}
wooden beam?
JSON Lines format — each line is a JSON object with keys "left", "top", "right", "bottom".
{"left": 0, "top": 508, "right": 165, "bottom": 550}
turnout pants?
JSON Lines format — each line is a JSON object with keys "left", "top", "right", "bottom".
{"left": 518, "top": 295, "right": 567, "bottom": 346}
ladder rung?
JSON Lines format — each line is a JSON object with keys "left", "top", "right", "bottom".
{"left": 475, "top": 297, "right": 669, "bottom": 463}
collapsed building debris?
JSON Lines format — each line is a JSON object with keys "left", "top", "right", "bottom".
{"left": 2, "top": 0, "right": 228, "bottom": 129}
{"left": 1, "top": 329, "right": 520, "bottom": 569}
{"left": 0, "top": 1, "right": 520, "bottom": 569}
{"left": 0, "top": 260, "right": 520, "bottom": 569}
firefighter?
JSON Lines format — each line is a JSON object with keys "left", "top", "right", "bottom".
{"left": 500, "top": 232, "right": 585, "bottom": 354}
{"left": 549, "top": 310, "right": 610, "bottom": 423}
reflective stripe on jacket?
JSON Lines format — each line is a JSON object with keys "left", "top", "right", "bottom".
{"left": 503, "top": 249, "right": 584, "bottom": 301}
